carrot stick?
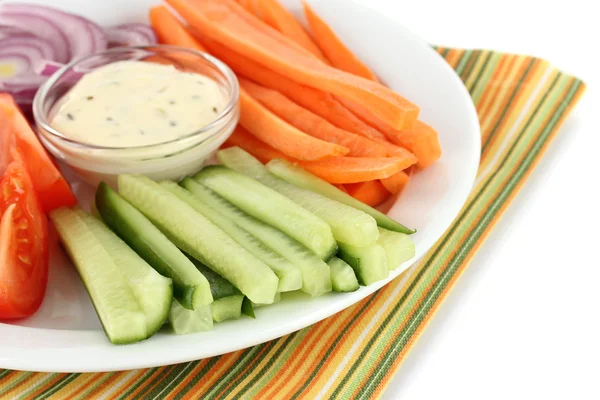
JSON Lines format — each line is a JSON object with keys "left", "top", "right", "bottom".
{"left": 380, "top": 171, "right": 410, "bottom": 194}
{"left": 237, "top": 0, "right": 262, "bottom": 17}
{"left": 300, "top": 155, "right": 416, "bottom": 184}
{"left": 389, "top": 121, "right": 442, "bottom": 169}
{"left": 200, "top": 39, "right": 392, "bottom": 142}
{"left": 149, "top": 6, "right": 208, "bottom": 51}
{"left": 224, "top": 126, "right": 290, "bottom": 164}
{"left": 167, "top": 0, "right": 419, "bottom": 129}
{"left": 239, "top": 78, "right": 389, "bottom": 158}
{"left": 224, "top": 128, "right": 412, "bottom": 184}
{"left": 334, "top": 184, "right": 348, "bottom": 194}
{"left": 253, "top": 0, "right": 328, "bottom": 62}
{"left": 303, "top": 2, "right": 379, "bottom": 82}
{"left": 345, "top": 180, "right": 391, "bottom": 207}
{"left": 340, "top": 98, "right": 442, "bottom": 168}
{"left": 239, "top": 88, "right": 348, "bottom": 161}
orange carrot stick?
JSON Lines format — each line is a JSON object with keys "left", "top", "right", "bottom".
{"left": 345, "top": 180, "right": 391, "bottom": 207}
{"left": 167, "top": 0, "right": 419, "bottom": 129}
{"left": 389, "top": 121, "right": 442, "bottom": 169}
{"left": 225, "top": 126, "right": 290, "bottom": 164}
{"left": 380, "top": 171, "right": 410, "bottom": 194}
{"left": 300, "top": 156, "right": 416, "bottom": 184}
{"left": 200, "top": 39, "right": 391, "bottom": 142}
{"left": 239, "top": 88, "right": 348, "bottom": 161}
{"left": 303, "top": 2, "right": 379, "bottom": 82}
{"left": 253, "top": 0, "right": 328, "bottom": 62}
{"left": 239, "top": 78, "right": 389, "bottom": 158}
{"left": 340, "top": 98, "right": 442, "bottom": 168}
{"left": 149, "top": 6, "right": 207, "bottom": 51}
{"left": 224, "top": 128, "right": 413, "bottom": 184}
{"left": 334, "top": 184, "right": 348, "bottom": 194}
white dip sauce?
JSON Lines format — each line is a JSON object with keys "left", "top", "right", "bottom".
{"left": 51, "top": 60, "right": 227, "bottom": 147}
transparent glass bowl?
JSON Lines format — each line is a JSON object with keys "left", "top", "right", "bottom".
{"left": 33, "top": 45, "right": 240, "bottom": 187}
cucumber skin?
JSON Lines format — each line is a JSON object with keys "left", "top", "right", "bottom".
{"left": 328, "top": 257, "right": 360, "bottom": 293}
{"left": 196, "top": 164, "right": 338, "bottom": 261}
{"left": 50, "top": 208, "right": 148, "bottom": 345}
{"left": 96, "top": 182, "right": 209, "bottom": 310}
{"left": 182, "top": 178, "right": 332, "bottom": 297}
{"left": 266, "top": 159, "right": 415, "bottom": 235}
{"left": 163, "top": 181, "right": 301, "bottom": 293}
{"left": 76, "top": 209, "right": 173, "bottom": 337}
{"left": 118, "top": 175, "right": 278, "bottom": 305}
{"left": 338, "top": 243, "right": 389, "bottom": 286}
{"left": 187, "top": 257, "right": 241, "bottom": 300}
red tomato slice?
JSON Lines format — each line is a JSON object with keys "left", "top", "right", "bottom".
{"left": 0, "top": 151, "right": 49, "bottom": 319}
{"left": 0, "top": 94, "right": 77, "bottom": 213}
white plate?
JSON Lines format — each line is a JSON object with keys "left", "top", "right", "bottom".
{"left": 0, "top": 0, "right": 480, "bottom": 372}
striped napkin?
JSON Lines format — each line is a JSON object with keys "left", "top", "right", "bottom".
{"left": 0, "top": 48, "right": 585, "bottom": 400}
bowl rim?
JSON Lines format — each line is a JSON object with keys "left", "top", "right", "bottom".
{"left": 32, "top": 45, "right": 240, "bottom": 151}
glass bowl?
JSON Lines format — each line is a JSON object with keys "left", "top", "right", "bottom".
{"left": 33, "top": 45, "right": 240, "bottom": 188}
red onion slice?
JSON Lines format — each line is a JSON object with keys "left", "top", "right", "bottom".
{"left": 116, "top": 23, "right": 157, "bottom": 44}
{"left": 0, "top": 12, "right": 69, "bottom": 63}
{"left": 0, "top": 3, "right": 107, "bottom": 61}
{"left": 106, "top": 26, "right": 156, "bottom": 47}
{"left": 0, "top": 36, "right": 56, "bottom": 60}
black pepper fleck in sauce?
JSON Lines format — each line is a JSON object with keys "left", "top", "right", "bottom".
{"left": 169, "top": 121, "right": 177, "bottom": 127}
{"left": 67, "top": 113, "right": 75, "bottom": 121}
{"left": 212, "top": 107, "right": 218, "bottom": 113}
{"left": 86, "top": 96, "right": 94, "bottom": 101}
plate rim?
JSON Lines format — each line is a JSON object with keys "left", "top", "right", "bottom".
{"left": 0, "top": 0, "right": 481, "bottom": 373}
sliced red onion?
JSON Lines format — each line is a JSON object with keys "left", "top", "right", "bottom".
{"left": 106, "top": 26, "right": 156, "bottom": 47}
{"left": 36, "top": 60, "right": 65, "bottom": 77}
{"left": 0, "top": 3, "right": 107, "bottom": 61}
{"left": 117, "top": 23, "right": 157, "bottom": 44}
{"left": 0, "top": 36, "right": 56, "bottom": 60}
{"left": 0, "top": 10, "right": 69, "bottom": 63}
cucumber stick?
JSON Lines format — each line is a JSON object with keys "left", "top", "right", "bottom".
{"left": 377, "top": 228, "right": 416, "bottom": 270}
{"left": 328, "top": 257, "right": 360, "bottom": 293}
{"left": 338, "top": 242, "right": 389, "bottom": 286}
{"left": 217, "top": 147, "right": 379, "bottom": 247}
{"left": 118, "top": 175, "right": 279, "bottom": 305}
{"left": 182, "top": 178, "right": 332, "bottom": 297}
{"left": 96, "top": 182, "right": 212, "bottom": 310}
{"left": 75, "top": 210, "right": 173, "bottom": 336}
{"left": 190, "top": 258, "right": 245, "bottom": 322}
{"left": 50, "top": 208, "right": 147, "bottom": 344}
{"left": 194, "top": 165, "right": 337, "bottom": 260}
{"left": 162, "top": 181, "right": 301, "bottom": 293}
{"left": 266, "top": 158, "right": 415, "bottom": 235}
{"left": 169, "top": 299, "right": 213, "bottom": 335}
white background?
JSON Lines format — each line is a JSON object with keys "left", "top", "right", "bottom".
{"left": 358, "top": 1, "right": 600, "bottom": 399}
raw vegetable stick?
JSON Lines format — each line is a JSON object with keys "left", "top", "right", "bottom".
{"left": 345, "top": 180, "right": 391, "bottom": 207}
{"left": 118, "top": 174, "right": 279, "bottom": 305}
{"left": 216, "top": 148, "right": 381, "bottom": 248}
{"left": 389, "top": 121, "right": 443, "bottom": 169}
{"left": 161, "top": 181, "right": 302, "bottom": 293}
{"left": 377, "top": 228, "right": 415, "bottom": 271}
{"left": 149, "top": 5, "right": 207, "bottom": 51}
{"left": 340, "top": 98, "right": 442, "bottom": 168}
{"left": 239, "top": 87, "right": 349, "bottom": 160}
{"left": 225, "top": 126, "right": 291, "bottom": 164}
{"left": 239, "top": 78, "right": 389, "bottom": 158}
{"left": 303, "top": 1, "right": 379, "bottom": 82}
{"left": 200, "top": 38, "right": 390, "bottom": 144}
{"left": 380, "top": 171, "right": 410, "bottom": 195}
{"left": 301, "top": 155, "right": 416, "bottom": 184}
{"left": 253, "top": 0, "right": 328, "bottom": 62}
{"left": 225, "top": 128, "right": 414, "bottom": 185}
{"left": 266, "top": 158, "right": 415, "bottom": 234}
{"left": 167, "top": 0, "right": 419, "bottom": 129}
{"left": 182, "top": 178, "right": 332, "bottom": 298}
{"left": 195, "top": 165, "right": 338, "bottom": 260}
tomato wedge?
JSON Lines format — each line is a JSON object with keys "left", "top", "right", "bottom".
{"left": 0, "top": 94, "right": 77, "bottom": 213}
{"left": 0, "top": 150, "right": 49, "bottom": 319}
